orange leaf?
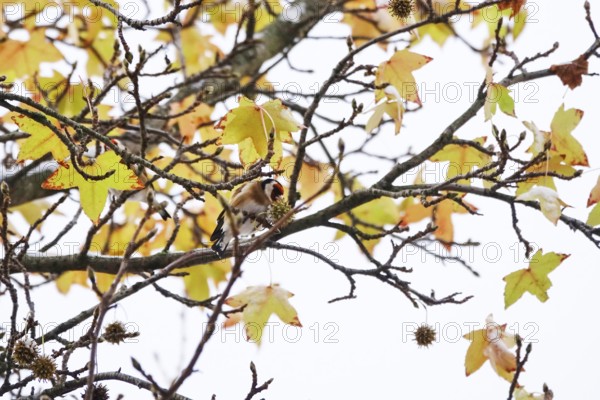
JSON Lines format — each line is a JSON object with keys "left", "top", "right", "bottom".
{"left": 400, "top": 196, "right": 476, "bottom": 247}
{"left": 550, "top": 55, "right": 588, "bottom": 90}
{"left": 497, "top": 0, "right": 526, "bottom": 18}
{"left": 587, "top": 175, "right": 600, "bottom": 207}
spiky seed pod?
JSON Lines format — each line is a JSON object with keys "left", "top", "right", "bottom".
{"left": 388, "top": 0, "right": 415, "bottom": 20}
{"left": 81, "top": 383, "right": 110, "bottom": 400}
{"left": 268, "top": 198, "right": 294, "bottom": 227}
{"left": 414, "top": 324, "right": 436, "bottom": 348}
{"left": 103, "top": 321, "right": 128, "bottom": 344}
{"left": 31, "top": 355, "right": 56, "bottom": 381}
{"left": 13, "top": 338, "right": 39, "bottom": 366}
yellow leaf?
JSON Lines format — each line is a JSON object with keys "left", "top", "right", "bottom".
{"left": 400, "top": 196, "right": 476, "bottom": 247}
{"left": 168, "top": 97, "right": 214, "bottom": 143}
{"left": 429, "top": 136, "right": 490, "bottom": 185}
{"left": 154, "top": 156, "right": 226, "bottom": 185}
{"left": 471, "top": 5, "right": 513, "bottom": 36}
{"left": 587, "top": 203, "right": 600, "bottom": 226}
{"left": 333, "top": 178, "right": 400, "bottom": 253}
{"left": 91, "top": 218, "right": 163, "bottom": 257}
{"left": 216, "top": 96, "right": 301, "bottom": 167}
{"left": 503, "top": 250, "right": 569, "bottom": 308}
{"left": 513, "top": 9, "right": 528, "bottom": 39}
{"left": 281, "top": 156, "right": 332, "bottom": 201}
{"left": 172, "top": 194, "right": 223, "bottom": 250}
{"left": 182, "top": 260, "right": 231, "bottom": 302}
{"left": 202, "top": 0, "right": 280, "bottom": 34}
{"left": 375, "top": 49, "right": 432, "bottom": 105}
{"left": 0, "top": 30, "right": 62, "bottom": 80}
{"left": 484, "top": 83, "right": 516, "bottom": 121}
{"left": 366, "top": 89, "right": 405, "bottom": 134}
{"left": 224, "top": 284, "right": 302, "bottom": 344}
{"left": 157, "top": 27, "right": 219, "bottom": 74}
{"left": 41, "top": 151, "right": 144, "bottom": 224}
{"left": 343, "top": 0, "right": 403, "bottom": 48}
{"left": 463, "top": 328, "right": 488, "bottom": 376}
{"left": 415, "top": 23, "right": 454, "bottom": 47}
{"left": 587, "top": 176, "right": 600, "bottom": 207}
{"left": 95, "top": 272, "right": 118, "bottom": 292}
{"left": 463, "top": 314, "right": 518, "bottom": 381}
{"left": 515, "top": 155, "right": 576, "bottom": 196}
{"left": 13, "top": 115, "right": 70, "bottom": 162}
{"left": 55, "top": 270, "right": 120, "bottom": 295}
{"left": 549, "top": 104, "right": 587, "bottom": 166}
{"left": 11, "top": 200, "right": 57, "bottom": 229}
{"left": 86, "top": 30, "right": 118, "bottom": 77}
{"left": 55, "top": 271, "right": 88, "bottom": 294}
{"left": 34, "top": 72, "right": 88, "bottom": 117}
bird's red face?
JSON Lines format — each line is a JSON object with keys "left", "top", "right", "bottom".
{"left": 262, "top": 179, "right": 284, "bottom": 202}
{"left": 271, "top": 181, "right": 284, "bottom": 201}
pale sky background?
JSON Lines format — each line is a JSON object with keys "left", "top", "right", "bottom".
{"left": 3, "top": 1, "right": 600, "bottom": 399}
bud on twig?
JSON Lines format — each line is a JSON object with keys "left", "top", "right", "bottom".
{"left": 338, "top": 138, "right": 345, "bottom": 155}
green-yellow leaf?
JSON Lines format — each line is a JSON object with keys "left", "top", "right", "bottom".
{"left": 512, "top": 9, "right": 528, "bottom": 39}
{"left": 224, "top": 284, "right": 302, "bottom": 344}
{"left": 13, "top": 115, "right": 70, "bottom": 162}
{"left": 375, "top": 49, "right": 432, "bottom": 105}
{"left": 333, "top": 177, "right": 400, "bottom": 253}
{"left": 463, "top": 314, "right": 517, "bottom": 381}
{"left": 515, "top": 155, "right": 577, "bottom": 196}
{"left": 182, "top": 260, "right": 231, "bottom": 302}
{"left": 400, "top": 195, "right": 477, "bottom": 248}
{"left": 415, "top": 24, "right": 454, "bottom": 47}
{"left": 587, "top": 203, "right": 600, "bottom": 226}
{"left": 503, "top": 249, "right": 569, "bottom": 308}
{"left": 485, "top": 83, "right": 516, "bottom": 120}
{"left": 55, "top": 270, "right": 117, "bottom": 294}
{"left": 366, "top": 90, "right": 405, "bottom": 134}
{"left": 549, "top": 104, "right": 587, "bottom": 166}
{"left": 41, "top": 151, "right": 144, "bottom": 223}
{"left": 429, "top": 136, "right": 491, "bottom": 185}
{"left": 463, "top": 328, "right": 488, "bottom": 376}
{"left": 0, "top": 30, "right": 62, "bottom": 80}
{"left": 216, "top": 96, "right": 301, "bottom": 167}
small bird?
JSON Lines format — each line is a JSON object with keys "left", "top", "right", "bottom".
{"left": 106, "top": 139, "right": 171, "bottom": 220}
{"left": 210, "top": 178, "right": 284, "bottom": 255}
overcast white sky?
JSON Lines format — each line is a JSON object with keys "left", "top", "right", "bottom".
{"left": 4, "top": 0, "right": 600, "bottom": 399}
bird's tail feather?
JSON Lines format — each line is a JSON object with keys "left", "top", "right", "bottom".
{"left": 211, "top": 239, "right": 224, "bottom": 256}
{"left": 158, "top": 208, "right": 171, "bottom": 220}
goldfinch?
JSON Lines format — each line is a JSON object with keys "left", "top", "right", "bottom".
{"left": 210, "top": 178, "right": 284, "bottom": 255}
{"left": 107, "top": 139, "right": 171, "bottom": 220}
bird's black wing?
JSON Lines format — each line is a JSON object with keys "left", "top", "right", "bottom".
{"left": 210, "top": 209, "right": 225, "bottom": 242}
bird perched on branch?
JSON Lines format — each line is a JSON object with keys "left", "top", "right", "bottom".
{"left": 210, "top": 178, "right": 284, "bottom": 255}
